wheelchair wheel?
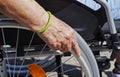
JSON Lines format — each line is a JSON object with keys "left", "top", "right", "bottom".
{"left": 0, "top": 21, "right": 100, "bottom": 77}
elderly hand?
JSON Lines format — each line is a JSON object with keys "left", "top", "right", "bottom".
{"left": 0, "top": 0, "right": 80, "bottom": 56}
{"left": 38, "top": 15, "right": 80, "bottom": 56}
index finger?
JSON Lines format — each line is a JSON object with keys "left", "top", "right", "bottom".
{"left": 72, "top": 40, "right": 80, "bottom": 56}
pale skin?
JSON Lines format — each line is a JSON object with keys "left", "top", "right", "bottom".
{"left": 0, "top": 0, "right": 80, "bottom": 56}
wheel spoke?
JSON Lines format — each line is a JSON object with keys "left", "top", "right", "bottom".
{"left": 33, "top": 44, "right": 47, "bottom": 63}
{"left": 13, "top": 29, "right": 19, "bottom": 77}
{"left": 16, "top": 32, "right": 35, "bottom": 77}
{"left": 47, "top": 56, "right": 74, "bottom": 76}
{"left": 24, "top": 44, "right": 47, "bottom": 77}
{"left": 1, "top": 28, "right": 12, "bottom": 77}
{"left": 48, "top": 67, "right": 81, "bottom": 77}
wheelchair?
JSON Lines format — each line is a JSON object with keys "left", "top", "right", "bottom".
{"left": 0, "top": 0, "right": 120, "bottom": 77}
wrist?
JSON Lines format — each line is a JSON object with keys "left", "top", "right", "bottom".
{"left": 36, "top": 11, "right": 52, "bottom": 34}
{"left": 30, "top": 11, "right": 49, "bottom": 32}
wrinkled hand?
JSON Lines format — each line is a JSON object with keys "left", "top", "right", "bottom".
{"left": 39, "top": 16, "right": 80, "bottom": 56}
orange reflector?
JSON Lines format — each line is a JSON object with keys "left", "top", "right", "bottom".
{"left": 28, "top": 63, "right": 47, "bottom": 77}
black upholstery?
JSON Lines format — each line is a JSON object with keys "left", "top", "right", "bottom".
{"left": 55, "top": 3, "right": 99, "bottom": 40}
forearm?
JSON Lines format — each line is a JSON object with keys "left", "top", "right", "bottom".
{"left": 0, "top": 0, "right": 81, "bottom": 56}
{"left": 0, "top": 0, "right": 49, "bottom": 32}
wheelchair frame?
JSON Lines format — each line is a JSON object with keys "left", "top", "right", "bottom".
{"left": 0, "top": 0, "right": 120, "bottom": 77}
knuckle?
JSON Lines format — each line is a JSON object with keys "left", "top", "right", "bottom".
{"left": 53, "top": 43, "right": 57, "bottom": 48}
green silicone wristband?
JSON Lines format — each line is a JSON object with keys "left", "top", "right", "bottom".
{"left": 36, "top": 11, "right": 52, "bottom": 34}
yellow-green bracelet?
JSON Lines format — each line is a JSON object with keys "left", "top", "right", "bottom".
{"left": 36, "top": 11, "right": 52, "bottom": 34}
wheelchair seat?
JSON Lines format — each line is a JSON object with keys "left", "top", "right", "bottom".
{"left": 102, "top": 20, "right": 120, "bottom": 33}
